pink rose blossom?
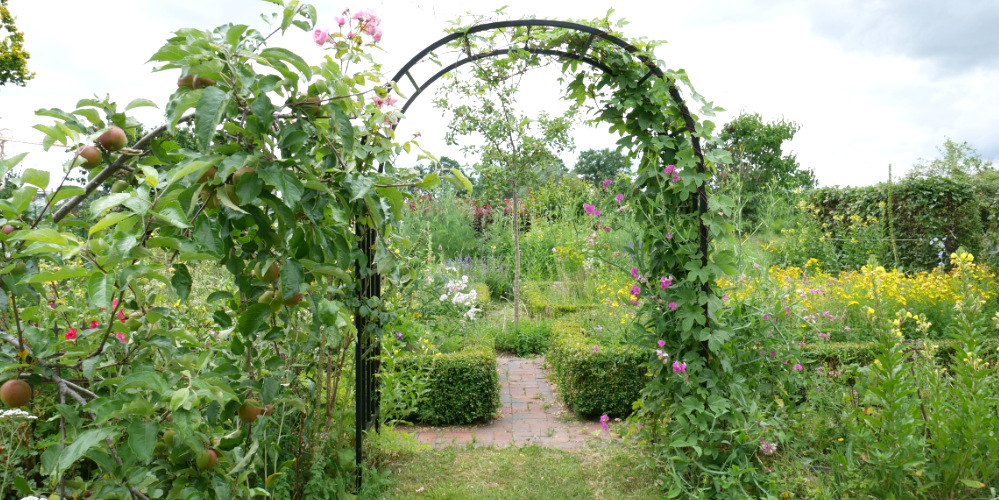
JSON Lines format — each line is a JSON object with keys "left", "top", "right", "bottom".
{"left": 116, "top": 332, "right": 128, "bottom": 344}
{"left": 372, "top": 28, "right": 383, "bottom": 43}
{"left": 334, "top": 15, "right": 347, "bottom": 26}
{"left": 117, "top": 309, "right": 126, "bottom": 323}
{"left": 313, "top": 27, "right": 329, "bottom": 46}
{"left": 64, "top": 328, "right": 78, "bottom": 341}
{"left": 89, "top": 320, "right": 100, "bottom": 329}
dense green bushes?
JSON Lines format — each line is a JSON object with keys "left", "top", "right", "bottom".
{"left": 807, "top": 177, "right": 983, "bottom": 270}
{"left": 400, "top": 333, "right": 500, "bottom": 425}
{"left": 546, "top": 319, "right": 647, "bottom": 418}
{"left": 487, "top": 318, "right": 552, "bottom": 356}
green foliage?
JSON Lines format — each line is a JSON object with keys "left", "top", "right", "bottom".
{"left": 547, "top": 318, "right": 646, "bottom": 418}
{"left": 807, "top": 177, "right": 983, "bottom": 270}
{"left": 0, "top": 0, "right": 33, "bottom": 87}
{"left": 572, "top": 148, "right": 631, "bottom": 186}
{"left": 400, "top": 333, "right": 499, "bottom": 425}
{"left": 488, "top": 317, "right": 551, "bottom": 356}
{"left": 399, "top": 190, "right": 480, "bottom": 260}
{"left": 906, "top": 137, "right": 995, "bottom": 180}
{"left": 716, "top": 111, "right": 814, "bottom": 225}
{"left": 521, "top": 281, "right": 594, "bottom": 317}
{"left": 0, "top": 3, "right": 418, "bottom": 497}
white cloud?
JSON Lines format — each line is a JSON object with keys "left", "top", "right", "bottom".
{"left": 1, "top": 0, "right": 994, "bottom": 188}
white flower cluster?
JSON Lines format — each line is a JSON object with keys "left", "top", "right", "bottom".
{"left": 20, "top": 496, "right": 46, "bottom": 500}
{"left": 655, "top": 349, "right": 669, "bottom": 365}
{"left": 1, "top": 408, "right": 38, "bottom": 420}
{"left": 445, "top": 275, "right": 469, "bottom": 294}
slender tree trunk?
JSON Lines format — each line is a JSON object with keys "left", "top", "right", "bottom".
{"left": 513, "top": 176, "right": 521, "bottom": 328}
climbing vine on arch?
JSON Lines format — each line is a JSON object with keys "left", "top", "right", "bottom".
{"left": 426, "top": 13, "right": 799, "bottom": 496}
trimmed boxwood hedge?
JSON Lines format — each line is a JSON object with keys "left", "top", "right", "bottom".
{"left": 522, "top": 281, "right": 596, "bottom": 318}
{"left": 400, "top": 333, "right": 499, "bottom": 426}
{"left": 546, "top": 318, "right": 648, "bottom": 418}
{"left": 801, "top": 337, "right": 999, "bottom": 366}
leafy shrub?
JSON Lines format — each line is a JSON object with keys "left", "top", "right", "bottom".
{"left": 805, "top": 177, "right": 983, "bottom": 271}
{"left": 488, "top": 318, "right": 552, "bottom": 356}
{"left": 522, "top": 281, "right": 596, "bottom": 318}
{"left": 400, "top": 332, "right": 499, "bottom": 425}
{"left": 546, "top": 319, "right": 647, "bottom": 418}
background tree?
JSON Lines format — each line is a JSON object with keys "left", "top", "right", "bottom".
{"left": 716, "top": 111, "right": 815, "bottom": 226}
{"left": 435, "top": 56, "right": 575, "bottom": 325}
{"left": 0, "top": 0, "right": 34, "bottom": 87}
{"left": 572, "top": 147, "right": 630, "bottom": 185}
{"left": 906, "top": 137, "right": 995, "bottom": 180}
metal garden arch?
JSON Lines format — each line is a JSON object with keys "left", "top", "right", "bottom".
{"left": 355, "top": 18, "right": 712, "bottom": 480}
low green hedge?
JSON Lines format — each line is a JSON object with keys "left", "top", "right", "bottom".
{"left": 487, "top": 318, "right": 552, "bottom": 356}
{"left": 801, "top": 337, "right": 999, "bottom": 366}
{"left": 522, "top": 281, "right": 596, "bottom": 318}
{"left": 400, "top": 333, "right": 499, "bottom": 425}
{"left": 546, "top": 318, "right": 648, "bottom": 418}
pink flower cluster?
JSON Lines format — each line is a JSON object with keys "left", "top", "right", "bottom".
{"left": 659, "top": 276, "right": 673, "bottom": 289}
{"left": 760, "top": 438, "right": 777, "bottom": 455}
{"left": 663, "top": 164, "right": 680, "bottom": 183}
{"left": 672, "top": 360, "right": 687, "bottom": 375}
{"left": 372, "top": 94, "right": 398, "bottom": 109}
{"left": 600, "top": 414, "right": 610, "bottom": 430}
{"left": 602, "top": 179, "right": 613, "bottom": 189}
{"left": 583, "top": 203, "right": 601, "bottom": 216}
{"left": 314, "top": 8, "right": 383, "bottom": 46}
{"left": 352, "top": 9, "right": 383, "bottom": 42}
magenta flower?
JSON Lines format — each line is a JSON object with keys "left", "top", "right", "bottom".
{"left": 600, "top": 414, "right": 610, "bottom": 430}
{"left": 117, "top": 309, "right": 126, "bottom": 323}
{"left": 631, "top": 285, "right": 641, "bottom": 297}
{"left": 592, "top": 345, "right": 600, "bottom": 353}
{"left": 672, "top": 361, "right": 687, "bottom": 375}
{"left": 659, "top": 276, "right": 672, "bottom": 289}
{"left": 668, "top": 302, "right": 677, "bottom": 310}
{"left": 793, "top": 363, "right": 803, "bottom": 371}
{"left": 64, "top": 327, "right": 78, "bottom": 341}
{"left": 372, "top": 94, "right": 398, "bottom": 109}
{"left": 763, "top": 314, "right": 770, "bottom": 320}
{"left": 664, "top": 164, "right": 676, "bottom": 175}
{"left": 666, "top": 231, "right": 672, "bottom": 240}
{"left": 89, "top": 320, "right": 100, "bottom": 329}
{"left": 583, "top": 203, "right": 602, "bottom": 216}
{"left": 760, "top": 438, "right": 777, "bottom": 455}
{"left": 673, "top": 174, "right": 681, "bottom": 182}
{"left": 615, "top": 193, "right": 624, "bottom": 204}
{"left": 657, "top": 339, "right": 665, "bottom": 348}
{"left": 116, "top": 332, "right": 128, "bottom": 344}
{"left": 313, "top": 27, "right": 329, "bottom": 45}
{"left": 395, "top": 331, "right": 404, "bottom": 341}
{"left": 602, "top": 179, "right": 613, "bottom": 189}
{"left": 630, "top": 267, "right": 639, "bottom": 279}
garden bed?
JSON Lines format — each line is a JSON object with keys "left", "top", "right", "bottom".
{"left": 400, "top": 332, "right": 500, "bottom": 426}
{"left": 546, "top": 318, "right": 648, "bottom": 418}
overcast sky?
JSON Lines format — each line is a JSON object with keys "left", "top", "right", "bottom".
{"left": 1, "top": 0, "right": 996, "bottom": 187}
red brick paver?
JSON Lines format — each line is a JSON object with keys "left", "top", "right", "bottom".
{"left": 396, "top": 355, "right": 619, "bottom": 449}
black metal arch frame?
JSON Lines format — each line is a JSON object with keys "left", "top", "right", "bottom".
{"left": 355, "top": 19, "right": 711, "bottom": 484}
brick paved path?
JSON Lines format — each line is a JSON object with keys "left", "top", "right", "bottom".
{"left": 398, "top": 355, "right": 618, "bottom": 449}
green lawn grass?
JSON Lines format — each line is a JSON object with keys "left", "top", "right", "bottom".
{"left": 381, "top": 444, "right": 662, "bottom": 499}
